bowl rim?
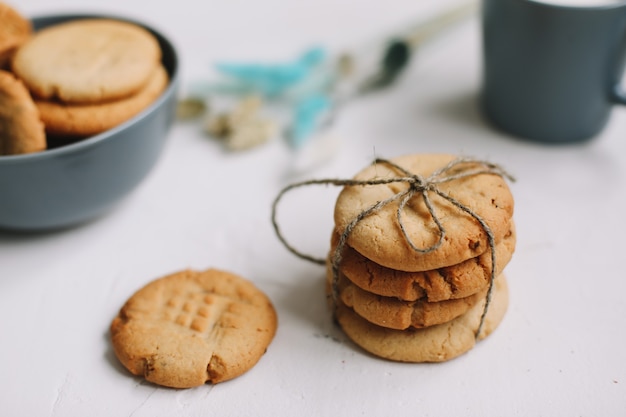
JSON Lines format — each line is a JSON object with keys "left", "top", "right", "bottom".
{"left": 0, "top": 13, "right": 179, "bottom": 165}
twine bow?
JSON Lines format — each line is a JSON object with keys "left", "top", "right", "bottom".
{"left": 271, "top": 156, "right": 515, "bottom": 337}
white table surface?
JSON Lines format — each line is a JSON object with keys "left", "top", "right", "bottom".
{"left": 3, "top": 0, "right": 626, "bottom": 416}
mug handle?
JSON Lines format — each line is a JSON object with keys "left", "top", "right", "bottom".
{"left": 612, "top": 85, "right": 626, "bottom": 105}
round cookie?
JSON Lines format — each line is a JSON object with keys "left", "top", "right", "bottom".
{"left": 0, "top": 70, "right": 46, "bottom": 155}
{"left": 332, "top": 223, "right": 516, "bottom": 302}
{"left": 110, "top": 268, "right": 277, "bottom": 388}
{"left": 333, "top": 154, "right": 515, "bottom": 272}
{"left": 333, "top": 275, "right": 509, "bottom": 363}
{"left": 332, "top": 269, "right": 488, "bottom": 330}
{"left": 36, "top": 65, "right": 168, "bottom": 137}
{"left": 0, "top": 3, "right": 32, "bottom": 69}
{"left": 12, "top": 18, "right": 161, "bottom": 103}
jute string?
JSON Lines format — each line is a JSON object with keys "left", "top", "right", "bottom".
{"left": 271, "top": 156, "right": 515, "bottom": 337}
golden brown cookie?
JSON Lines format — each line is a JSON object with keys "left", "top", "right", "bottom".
{"left": 0, "top": 69, "right": 46, "bottom": 155}
{"left": 0, "top": 2, "right": 32, "bottom": 69}
{"left": 110, "top": 269, "right": 277, "bottom": 388}
{"left": 36, "top": 65, "right": 168, "bottom": 137}
{"left": 333, "top": 275, "right": 509, "bottom": 362}
{"left": 333, "top": 154, "right": 514, "bottom": 272}
{"left": 333, "top": 270, "right": 489, "bottom": 330}
{"left": 12, "top": 18, "right": 161, "bottom": 103}
{"left": 332, "top": 223, "right": 516, "bottom": 302}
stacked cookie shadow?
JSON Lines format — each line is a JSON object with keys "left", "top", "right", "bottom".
{"left": 0, "top": 2, "right": 167, "bottom": 155}
{"left": 326, "top": 154, "right": 516, "bottom": 362}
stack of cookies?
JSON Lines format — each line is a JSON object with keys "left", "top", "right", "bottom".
{"left": 0, "top": 3, "right": 168, "bottom": 155}
{"left": 327, "top": 153, "right": 515, "bottom": 362}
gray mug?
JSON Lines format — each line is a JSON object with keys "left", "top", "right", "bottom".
{"left": 481, "top": 0, "right": 626, "bottom": 143}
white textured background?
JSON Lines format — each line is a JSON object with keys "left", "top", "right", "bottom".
{"left": 2, "top": 0, "right": 626, "bottom": 415}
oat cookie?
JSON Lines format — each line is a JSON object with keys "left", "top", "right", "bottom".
{"left": 0, "top": 2, "right": 32, "bottom": 69}
{"left": 36, "top": 65, "right": 168, "bottom": 137}
{"left": 333, "top": 275, "right": 509, "bottom": 362}
{"left": 12, "top": 18, "right": 161, "bottom": 103}
{"left": 332, "top": 224, "right": 516, "bottom": 302}
{"left": 333, "top": 154, "right": 514, "bottom": 272}
{"left": 110, "top": 268, "right": 277, "bottom": 388}
{"left": 0, "top": 70, "right": 46, "bottom": 155}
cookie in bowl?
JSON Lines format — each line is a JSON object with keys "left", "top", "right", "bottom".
{"left": 0, "top": 69, "right": 45, "bottom": 155}
{"left": 12, "top": 17, "right": 166, "bottom": 141}
{"left": 0, "top": 14, "right": 179, "bottom": 231}
{"left": 0, "top": 2, "right": 32, "bottom": 69}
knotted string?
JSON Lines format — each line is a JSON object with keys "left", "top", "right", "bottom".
{"left": 271, "top": 156, "right": 515, "bottom": 337}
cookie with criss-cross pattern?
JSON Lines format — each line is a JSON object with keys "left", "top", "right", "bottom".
{"left": 333, "top": 154, "right": 514, "bottom": 272}
{"left": 110, "top": 269, "right": 277, "bottom": 388}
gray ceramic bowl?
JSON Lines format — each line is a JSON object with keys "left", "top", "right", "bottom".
{"left": 0, "top": 14, "right": 179, "bottom": 231}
